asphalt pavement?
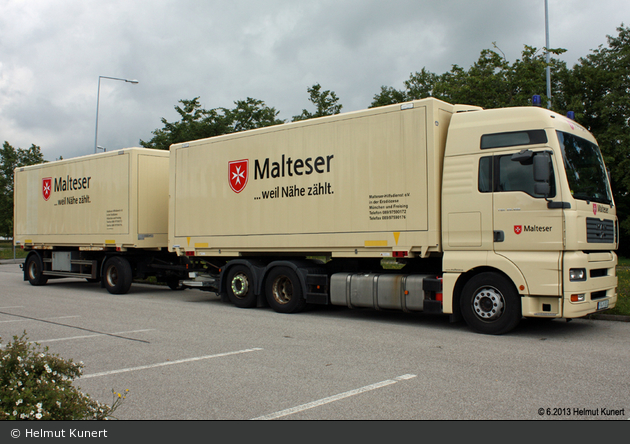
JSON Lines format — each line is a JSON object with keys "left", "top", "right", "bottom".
{"left": 1, "top": 261, "right": 629, "bottom": 421}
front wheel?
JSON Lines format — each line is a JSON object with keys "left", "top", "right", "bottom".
{"left": 460, "top": 272, "right": 521, "bottom": 335}
{"left": 265, "top": 267, "right": 306, "bottom": 313}
{"left": 103, "top": 256, "right": 133, "bottom": 295}
{"left": 26, "top": 254, "right": 48, "bottom": 286}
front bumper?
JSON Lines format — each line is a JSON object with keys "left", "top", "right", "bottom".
{"left": 562, "top": 250, "right": 617, "bottom": 318}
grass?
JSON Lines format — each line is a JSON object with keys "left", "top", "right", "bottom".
{"left": 608, "top": 257, "right": 630, "bottom": 317}
{"left": 0, "top": 240, "right": 27, "bottom": 260}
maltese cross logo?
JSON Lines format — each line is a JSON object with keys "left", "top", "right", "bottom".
{"left": 228, "top": 159, "right": 249, "bottom": 193}
{"left": 42, "top": 177, "right": 52, "bottom": 201}
{"left": 514, "top": 225, "right": 523, "bottom": 235}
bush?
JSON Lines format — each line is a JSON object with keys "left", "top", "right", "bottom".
{"left": 608, "top": 264, "right": 630, "bottom": 316}
{"left": 0, "top": 333, "right": 127, "bottom": 420}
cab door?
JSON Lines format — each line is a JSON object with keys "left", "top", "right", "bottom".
{"left": 490, "top": 150, "right": 564, "bottom": 296}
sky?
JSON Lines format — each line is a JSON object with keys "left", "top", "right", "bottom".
{"left": 1, "top": 0, "right": 628, "bottom": 161}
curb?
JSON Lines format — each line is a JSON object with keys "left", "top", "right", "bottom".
{"left": 588, "top": 314, "right": 630, "bottom": 322}
{"left": 0, "top": 259, "right": 24, "bottom": 264}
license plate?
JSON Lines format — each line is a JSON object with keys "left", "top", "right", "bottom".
{"left": 597, "top": 300, "right": 609, "bottom": 310}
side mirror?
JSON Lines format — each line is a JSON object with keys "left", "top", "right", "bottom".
{"left": 511, "top": 149, "right": 534, "bottom": 164}
{"left": 533, "top": 152, "right": 551, "bottom": 197}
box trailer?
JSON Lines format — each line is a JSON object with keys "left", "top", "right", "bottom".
{"left": 14, "top": 148, "right": 184, "bottom": 293}
{"left": 16, "top": 98, "right": 618, "bottom": 334}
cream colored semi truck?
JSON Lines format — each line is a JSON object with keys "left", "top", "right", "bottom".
{"left": 15, "top": 98, "right": 618, "bottom": 334}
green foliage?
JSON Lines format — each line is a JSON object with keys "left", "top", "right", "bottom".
{"left": 139, "top": 98, "right": 229, "bottom": 150}
{"left": 141, "top": 84, "right": 341, "bottom": 148}
{"left": 0, "top": 142, "right": 45, "bottom": 239}
{"left": 227, "top": 97, "right": 285, "bottom": 132}
{"left": 607, "top": 263, "right": 630, "bottom": 316}
{"left": 561, "top": 26, "right": 630, "bottom": 256}
{"left": 0, "top": 333, "right": 126, "bottom": 420}
{"left": 370, "top": 68, "right": 437, "bottom": 107}
{"left": 140, "top": 97, "right": 283, "bottom": 150}
{"left": 0, "top": 240, "right": 27, "bottom": 260}
{"left": 370, "top": 45, "right": 567, "bottom": 109}
{"left": 371, "top": 26, "right": 629, "bottom": 254}
{"left": 292, "top": 83, "right": 342, "bottom": 121}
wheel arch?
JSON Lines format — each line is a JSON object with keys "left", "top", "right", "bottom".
{"left": 450, "top": 265, "right": 523, "bottom": 320}
{"left": 261, "top": 259, "right": 327, "bottom": 299}
{"left": 262, "top": 260, "right": 308, "bottom": 294}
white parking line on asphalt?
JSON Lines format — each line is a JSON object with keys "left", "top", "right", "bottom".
{"left": 0, "top": 315, "right": 81, "bottom": 324}
{"left": 80, "top": 347, "right": 264, "bottom": 379}
{"left": 33, "top": 329, "right": 156, "bottom": 344}
{"left": 251, "top": 374, "right": 418, "bottom": 420}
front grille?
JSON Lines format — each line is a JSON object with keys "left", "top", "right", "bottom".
{"left": 586, "top": 218, "right": 615, "bottom": 243}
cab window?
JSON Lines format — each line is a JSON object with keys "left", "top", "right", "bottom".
{"left": 479, "top": 153, "right": 556, "bottom": 198}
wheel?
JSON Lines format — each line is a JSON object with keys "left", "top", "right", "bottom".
{"left": 26, "top": 254, "right": 47, "bottom": 286}
{"left": 460, "top": 272, "right": 521, "bottom": 335}
{"left": 103, "top": 256, "right": 133, "bottom": 295}
{"left": 265, "top": 267, "right": 306, "bottom": 313}
{"left": 226, "top": 265, "right": 257, "bottom": 308}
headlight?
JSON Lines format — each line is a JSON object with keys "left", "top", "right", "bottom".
{"left": 569, "top": 268, "right": 586, "bottom": 281}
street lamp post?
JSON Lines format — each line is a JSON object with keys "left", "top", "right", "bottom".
{"left": 545, "top": 0, "right": 552, "bottom": 109}
{"left": 94, "top": 76, "right": 139, "bottom": 153}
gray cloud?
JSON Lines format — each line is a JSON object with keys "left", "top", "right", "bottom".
{"left": 0, "top": 0, "right": 627, "bottom": 160}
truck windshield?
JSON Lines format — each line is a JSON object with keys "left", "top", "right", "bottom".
{"left": 557, "top": 131, "right": 613, "bottom": 205}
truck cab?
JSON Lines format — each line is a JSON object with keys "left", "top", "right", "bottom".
{"left": 442, "top": 106, "right": 617, "bottom": 334}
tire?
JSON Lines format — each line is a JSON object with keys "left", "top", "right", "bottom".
{"left": 103, "top": 256, "right": 133, "bottom": 295}
{"left": 265, "top": 267, "right": 306, "bottom": 313}
{"left": 226, "top": 265, "right": 257, "bottom": 308}
{"left": 26, "top": 254, "right": 48, "bottom": 286}
{"left": 460, "top": 272, "right": 521, "bottom": 335}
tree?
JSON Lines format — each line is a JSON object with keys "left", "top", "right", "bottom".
{"left": 437, "top": 48, "right": 512, "bottom": 108}
{"left": 0, "top": 142, "right": 45, "bottom": 238}
{"left": 140, "top": 97, "right": 283, "bottom": 150}
{"left": 562, "top": 25, "right": 630, "bottom": 255}
{"left": 292, "top": 83, "right": 342, "bottom": 121}
{"left": 370, "top": 68, "right": 437, "bottom": 107}
{"left": 226, "top": 97, "right": 284, "bottom": 132}
{"left": 508, "top": 45, "right": 568, "bottom": 109}
{"left": 140, "top": 98, "right": 232, "bottom": 150}
{"left": 369, "top": 27, "right": 629, "bottom": 253}
{"left": 370, "top": 45, "right": 567, "bottom": 110}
